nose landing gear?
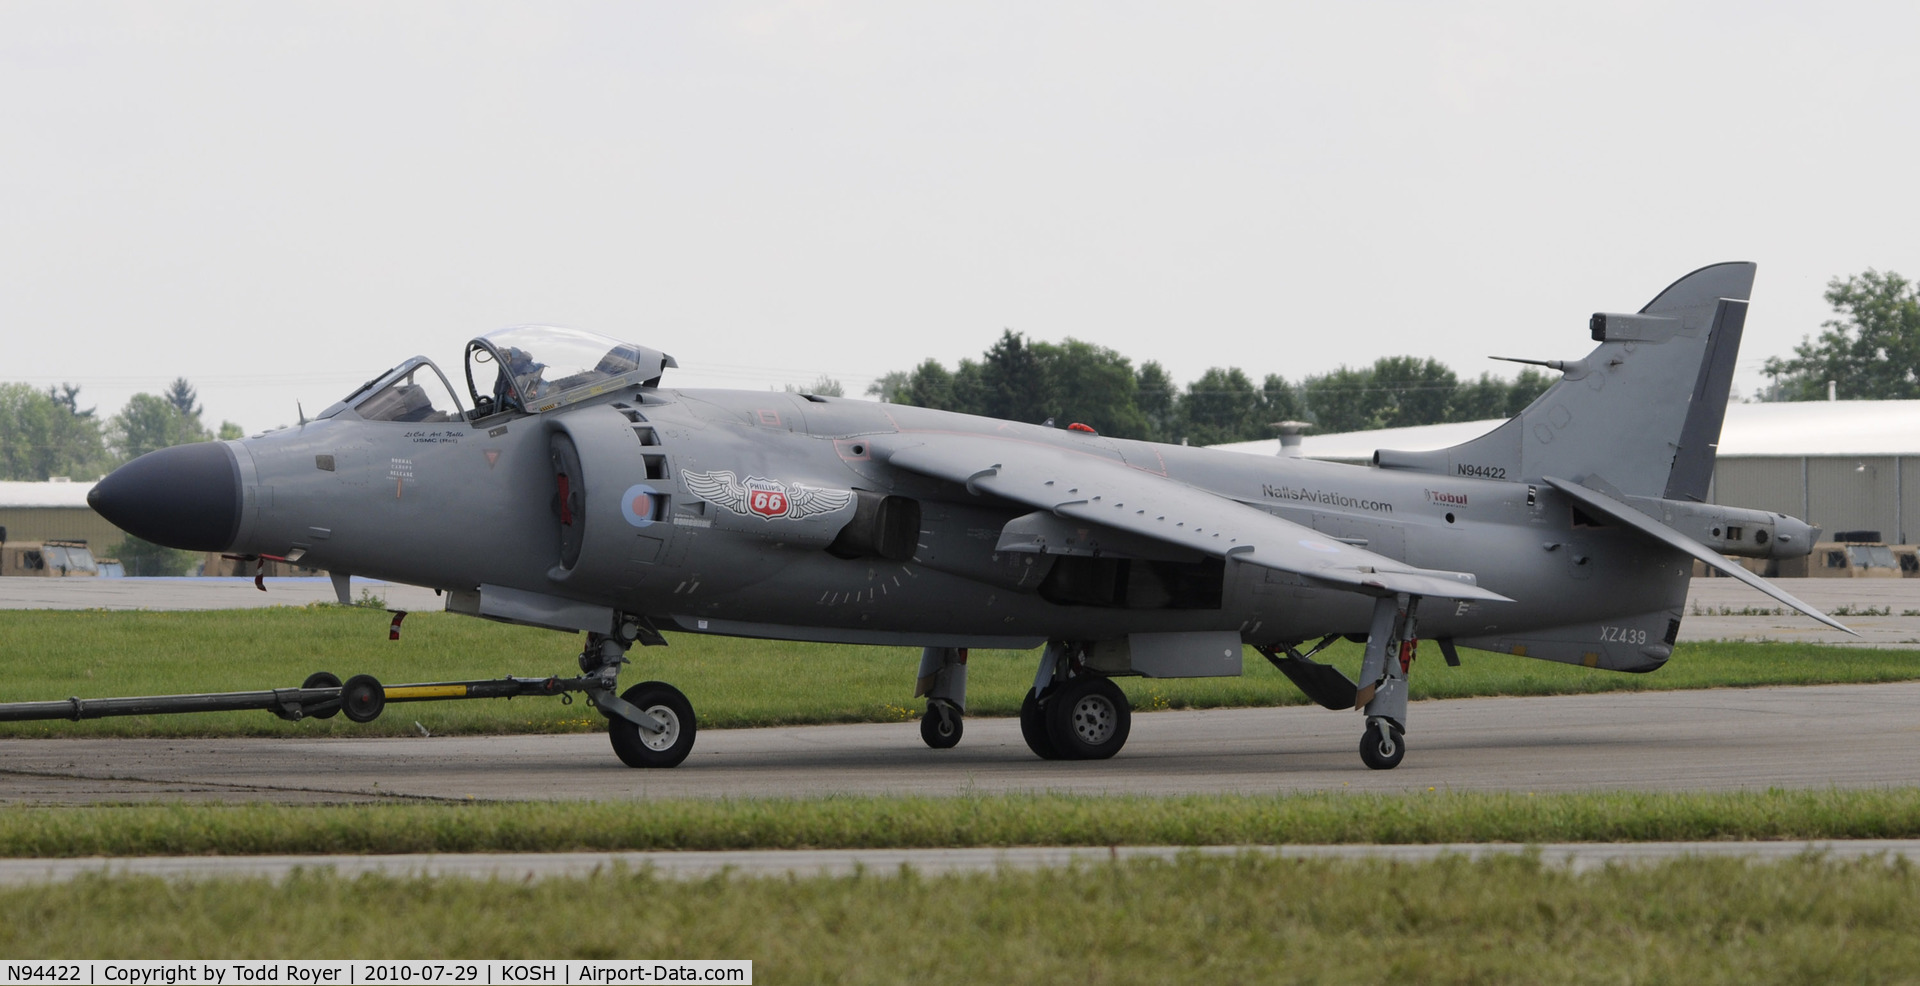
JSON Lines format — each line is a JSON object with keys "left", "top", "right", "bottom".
{"left": 606, "top": 681, "right": 697, "bottom": 768}
{"left": 580, "top": 630, "right": 697, "bottom": 768}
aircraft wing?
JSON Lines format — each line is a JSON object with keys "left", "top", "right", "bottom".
{"left": 1542, "top": 476, "right": 1854, "bottom": 634}
{"left": 876, "top": 435, "right": 1509, "bottom": 603}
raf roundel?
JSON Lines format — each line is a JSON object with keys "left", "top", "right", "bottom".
{"left": 621, "top": 484, "right": 660, "bottom": 528}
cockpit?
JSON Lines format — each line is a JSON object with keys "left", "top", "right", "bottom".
{"left": 319, "top": 326, "right": 676, "bottom": 424}
{"left": 463, "top": 326, "right": 676, "bottom": 420}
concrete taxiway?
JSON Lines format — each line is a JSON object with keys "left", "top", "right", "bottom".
{"left": 3, "top": 841, "right": 1914, "bottom": 885}
{"left": 3, "top": 681, "right": 1918, "bottom": 805}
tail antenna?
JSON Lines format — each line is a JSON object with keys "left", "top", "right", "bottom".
{"left": 1490, "top": 355, "right": 1572, "bottom": 372}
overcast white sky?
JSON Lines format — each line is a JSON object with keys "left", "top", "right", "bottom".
{"left": 5, "top": 1, "right": 1918, "bottom": 434}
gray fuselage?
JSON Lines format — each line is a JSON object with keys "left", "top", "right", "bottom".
{"left": 223, "top": 384, "right": 1693, "bottom": 660}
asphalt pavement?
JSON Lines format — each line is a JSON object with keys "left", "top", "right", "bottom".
{"left": 5, "top": 574, "right": 1919, "bottom": 884}
{"left": 3, "top": 680, "right": 1916, "bottom": 804}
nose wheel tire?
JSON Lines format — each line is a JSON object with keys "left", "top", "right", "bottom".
{"left": 1044, "top": 675, "right": 1131, "bottom": 761}
{"left": 608, "top": 681, "right": 697, "bottom": 768}
{"left": 1360, "top": 720, "right": 1405, "bottom": 770}
{"left": 920, "top": 704, "right": 963, "bottom": 749}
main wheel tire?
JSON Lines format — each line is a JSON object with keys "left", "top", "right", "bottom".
{"left": 1019, "top": 690, "right": 1064, "bottom": 760}
{"left": 340, "top": 674, "right": 385, "bottom": 723}
{"left": 302, "top": 671, "right": 343, "bottom": 719}
{"left": 920, "top": 705, "right": 963, "bottom": 749}
{"left": 1359, "top": 721, "right": 1405, "bottom": 770}
{"left": 1045, "top": 676, "right": 1132, "bottom": 760}
{"left": 609, "top": 681, "right": 697, "bottom": 768}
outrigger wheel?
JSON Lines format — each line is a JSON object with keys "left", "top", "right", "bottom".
{"left": 608, "top": 681, "right": 697, "bottom": 768}
{"left": 920, "top": 701, "right": 962, "bottom": 749}
{"left": 1360, "top": 718, "right": 1406, "bottom": 771}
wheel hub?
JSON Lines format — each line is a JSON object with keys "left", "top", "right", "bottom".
{"left": 1069, "top": 694, "right": 1116, "bottom": 745}
{"left": 639, "top": 705, "right": 680, "bottom": 751}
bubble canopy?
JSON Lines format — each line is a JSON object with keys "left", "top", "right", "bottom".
{"left": 464, "top": 326, "right": 677, "bottom": 419}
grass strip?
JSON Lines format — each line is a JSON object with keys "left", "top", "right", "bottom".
{"left": 3, "top": 854, "right": 1918, "bottom": 981}
{"left": 4, "top": 788, "right": 1920, "bottom": 856}
{"left": 2, "top": 608, "right": 1918, "bottom": 737}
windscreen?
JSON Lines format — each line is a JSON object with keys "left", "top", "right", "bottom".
{"left": 356, "top": 364, "right": 461, "bottom": 423}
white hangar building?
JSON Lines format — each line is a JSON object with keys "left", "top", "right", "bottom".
{"left": 0, "top": 479, "right": 121, "bottom": 547}
{"left": 1212, "top": 400, "right": 1920, "bottom": 544}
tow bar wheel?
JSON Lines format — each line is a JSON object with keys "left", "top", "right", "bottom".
{"left": 301, "top": 672, "right": 343, "bottom": 719}
{"left": 609, "top": 681, "right": 697, "bottom": 768}
{"left": 340, "top": 674, "right": 386, "bottom": 724}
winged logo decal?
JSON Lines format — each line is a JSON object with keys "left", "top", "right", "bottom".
{"left": 684, "top": 469, "right": 854, "bottom": 521}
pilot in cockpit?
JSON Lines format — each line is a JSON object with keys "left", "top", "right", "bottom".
{"left": 494, "top": 347, "right": 546, "bottom": 412}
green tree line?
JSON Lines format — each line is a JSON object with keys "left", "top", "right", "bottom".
{"left": 0, "top": 378, "right": 241, "bottom": 483}
{"left": 0, "top": 378, "right": 243, "bottom": 575}
{"left": 870, "top": 329, "right": 1554, "bottom": 444}
{"left": 873, "top": 267, "right": 1920, "bottom": 439}
{"left": 1761, "top": 270, "right": 1920, "bottom": 401}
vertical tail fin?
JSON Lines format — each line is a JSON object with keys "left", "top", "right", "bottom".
{"left": 1374, "top": 262, "right": 1755, "bottom": 499}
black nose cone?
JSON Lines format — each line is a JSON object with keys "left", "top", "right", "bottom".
{"left": 89, "top": 442, "right": 242, "bottom": 552}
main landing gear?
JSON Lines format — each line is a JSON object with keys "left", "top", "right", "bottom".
{"left": 1020, "top": 641, "right": 1132, "bottom": 761}
{"left": 907, "top": 640, "right": 1133, "bottom": 760}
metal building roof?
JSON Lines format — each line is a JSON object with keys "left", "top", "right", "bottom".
{"left": 0, "top": 480, "right": 98, "bottom": 509}
{"left": 1210, "top": 400, "right": 1920, "bottom": 461}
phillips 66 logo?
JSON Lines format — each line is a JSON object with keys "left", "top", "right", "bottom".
{"left": 685, "top": 470, "right": 852, "bottom": 521}
{"left": 747, "top": 484, "right": 789, "bottom": 518}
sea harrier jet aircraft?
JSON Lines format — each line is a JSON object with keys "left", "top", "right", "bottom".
{"left": 88, "top": 262, "right": 1841, "bottom": 769}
